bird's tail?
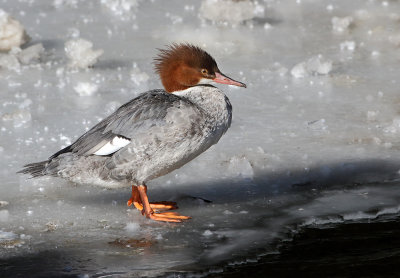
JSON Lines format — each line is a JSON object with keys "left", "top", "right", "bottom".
{"left": 17, "top": 160, "right": 49, "bottom": 178}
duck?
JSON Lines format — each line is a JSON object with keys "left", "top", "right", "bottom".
{"left": 19, "top": 43, "right": 246, "bottom": 222}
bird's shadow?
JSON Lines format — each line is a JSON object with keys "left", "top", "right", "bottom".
{"left": 71, "top": 158, "right": 400, "bottom": 207}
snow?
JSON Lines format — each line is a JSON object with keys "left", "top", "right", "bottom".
{"left": 1, "top": 0, "right": 400, "bottom": 276}
{"left": 0, "top": 9, "right": 29, "bottom": 51}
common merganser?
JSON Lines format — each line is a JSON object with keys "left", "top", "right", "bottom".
{"left": 19, "top": 43, "right": 246, "bottom": 223}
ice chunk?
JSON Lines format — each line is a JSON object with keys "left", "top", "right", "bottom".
{"left": 74, "top": 82, "right": 99, "bottom": 96}
{"left": 0, "top": 52, "right": 20, "bottom": 70}
{"left": 340, "top": 41, "right": 356, "bottom": 52}
{"left": 17, "top": 43, "right": 44, "bottom": 64}
{"left": 0, "top": 9, "right": 30, "bottom": 51}
{"left": 227, "top": 155, "right": 254, "bottom": 180}
{"left": 307, "top": 55, "right": 332, "bottom": 74}
{"left": 199, "top": 0, "right": 262, "bottom": 25}
{"left": 291, "top": 55, "right": 332, "bottom": 78}
{"left": 65, "top": 38, "right": 103, "bottom": 68}
{"left": 0, "top": 201, "right": 9, "bottom": 208}
{"left": 290, "top": 62, "right": 307, "bottom": 78}
{"left": 203, "top": 230, "right": 213, "bottom": 236}
{"left": 384, "top": 117, "right": 400, "bottom": 134}
{"left": 331, "top": 16, "right": 353, "bottom": 33}
{"left": 3, "top": 44, "right": 44, "bottom": 67}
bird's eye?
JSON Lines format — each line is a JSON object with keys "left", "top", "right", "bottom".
{"left": 201, "top": 69, "right": 208, "bottom": 75}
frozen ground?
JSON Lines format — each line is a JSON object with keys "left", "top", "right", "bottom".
{"left": 1, "top": 0, "right": 400, "bottom": 276}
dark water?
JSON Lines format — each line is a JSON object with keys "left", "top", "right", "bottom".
{"left": 1, "top": 215, "right": 399, "bottom": 278}
{"left": 165, "top": 214, "right": 400, "bottom": 278}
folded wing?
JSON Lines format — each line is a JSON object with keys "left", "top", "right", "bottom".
{"left": 50, "top": 90, "right": 186, "bottom": 159}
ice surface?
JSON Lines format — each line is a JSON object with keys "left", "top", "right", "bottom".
{"left": 101, "top": 0, "right": 140, "bottom": 19}
{"left": 1, "top": 0, "right": 400, "bottom": 276}
{"left": 130, "top": 63, "right": 149, "bottom": 86}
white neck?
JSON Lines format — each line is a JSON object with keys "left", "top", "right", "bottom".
{"left": 173, "top": 85, "right": 232, "bottom": 131}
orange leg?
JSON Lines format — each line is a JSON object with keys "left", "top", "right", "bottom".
{"left": 136, "top": 185, "right": 191, "bottom": 223}
{"left": 127, "top": 186, "right": 178, "bottom": 211}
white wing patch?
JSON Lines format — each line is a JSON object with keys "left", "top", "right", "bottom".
{"left": 93, "top": 136, "right": 131, "bottom": 156}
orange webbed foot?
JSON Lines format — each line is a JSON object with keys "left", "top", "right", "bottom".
{"left": 129, "top": 185, "right": 191, "bottom": 223}
{"left": 148, "top": 211, "right": 191, "bottom": 223}
{"left": 127, "top": 199, "right": 178, "bottom": 211}
{"left": 149, "top": 201, "right": 178, "bottom": 211}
